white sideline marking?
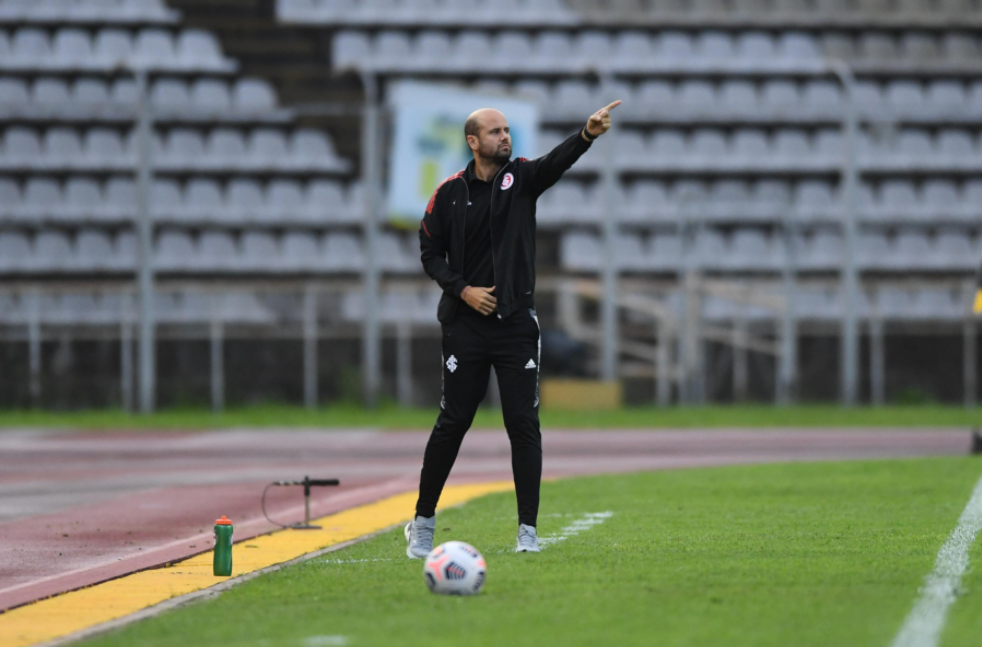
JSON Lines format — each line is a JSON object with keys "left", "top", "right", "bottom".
{"left": 323, "top": 558, "right": 393, "bottom": 565}
{"left": 539, "top": 511, "right": 613, "bottom": 548}
{"left": 304, "top": 636, "right": 348, "bottom": 647}
{"left": 890, "top": 472, "right": 982, "bottom": 647}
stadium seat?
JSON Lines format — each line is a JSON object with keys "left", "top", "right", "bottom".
{"left": 752, "top": 180, "right": 792, "bottom": 219}
{"left": 885, "top": 80, "right": 927, "bottom": 119}
{"left": 324, "top": 232, "right": 365, "bottom": 270}
{"left": 0, "top": 231, "right": 30, "bottom": 272}
{"left": 292, "top": 129, "right": 342, "bottom": 170}
{"left": 560, "top": 232, "right": 600, "bottom": 271}
{"left": 705, "top": 180, "right": 749, "bottom": 220}
{"left": 415, "top": 31, "right": 453, "bottom": 70}
{"left": 64, "top": 177, "right": 103, "bottom": 221}
{"left": 736, "top": 31, "right": 776, "bottom": 63}
{"left": 376, "top": 31, "right": 412, "bottom": 70}
{"left": 151, "top": 78, "right": 191, "bottom": 113}
{"left": 0, "top": 77, "right": 29, "bottom": 113}
{"left": 773, "top": 129, "right": 810, "bottom": 165}
{"left": 35, "top": 229, "right": 73, "bottom": 271}
{"left": 227, "top": 179, "right": 264, "bottom": 221}
{"left": 926, "top": 80, "right": 966, "bottom": 118}
{"left": 553, "top": 81, "right": 595, "bottom": 120}
{"left": 454, "top": 31, "right": 494, "bottom": 70}
{"left": 266, "top": 179, "right": 305, "bottom": 223}
{"left": 177, "top": 30, "right": 233, "bottom": 72}
{"left": 647, "top": 233, "right": 681, "bottom": 271}
{"left": 52, "top": 29, "right": 93, "bottom": 68}
{"left": 191, "top": 78, "right": 232, "bottom": 113}
{"left": 11, "top": 28, "right": 51, "bottom": 69}
{"left": 690, "top": 129, "right": 727, "bottom": 166}
{"left": 575, "top": 31, "right": 613, "bottom": 68}
{"left": 657, "top": 31, "right": 695, "bottom": 65}
{"left": 0, "top": 177, "right": 19, "bottom": 220}
{"left": 800, "top": 230, "right": 842, "bottom": 270}
{"left": 76, "top": 229, "right": 114, "bottom": 271}
{"left": 697, "top": 31, "right": 735, "bottom": 64}
{"left": 304, "top": 180, "right": 344, "bottom": 223}
{"left": 73, "top": 78, "right": 111, "bottom": 109}
{"left": 150, "top": 179, "right": 181, "bottom": 220}
{"left": 4, "top": 127, "right": 41, "bottom": 165}
{"left": 760, "top": 80, "right": 799, "bottom": 117}
{"left": 693, "top": 230, "right": 728, "bottom": 270}
{"left": 941, "top": 33, "right": 979, "bottom": 62}
{"left": 732, "top": 130, "right": 769, "bottom": 166}
{"left": 248, "top": 128, "right": 289, "bottom": 168}
{"left": 935, "top": 229, "right": 974, "bottom": 269}
{"left": 332, "top": 31, "right": 371, "bottom": 70}
{"left": 33, "top": 78, "right": 71, "bottom": 114}
{"left": 622, "top": 181, "right": 670, "bottom": 224}
{"left": 377, "top": 232, "right": 416, "bottom": 272}
{"left": 859, "top": 33, "right": 897, "bottom": 61}
{"left": 132, "top": 29, "right": 176, "bottom": 69}
{"left": 242, "top": 231, "right": 281, "bottom": 271}
{"left": 21, "top": 177, "right": 60, "bottom": 221}
{"left": 493, "top": 31, "right": 534, "bottom": 72}
{"left": 207, "top": 128, "right": 248, "bottom": 169}
{"left": 44, "top": 127, "right": 83, "bottom": 168}
{"left": 534, "top": 31, "right": 574, "bottom": 73}
{"left": 93, "top": 29, "right": 132, "bottom": 68}
{"left": 719, "top": 80, "right": 758, "bottom": 118}
{"left": 85, "top": 128, "right": 127, "bottom": 168}
{"left": 199, "top": 230, "right": 238, "bottom": 272}
{"left": 894, "top": 229, "right": 934, "bottom": 269}
{"left": 901, "top": 32, "right": 939, "bottom": 62}
{"left": 162, "top": 128, "right": 206, "bottom": 169}
{"left": 232, "top": 79, "right": 277, "bottom": 113}
{"left": 282, "top": 231, "right": 323, "bottom": 272}
{"left": 937, "top": 129, "right": 974, "bottom": 165}
{"left": 634, "top": 81, "right": 675, "bottom": 119}
{"left": 922, "top": 179, "right": 963, "bottom": 220}
{"left": 677, "top": 80, "right": 716, "bottom": 118}
{"left": 778, "top": 32, "right": 820, "bottom": 61}
{"left": 875, "top": 180, "right": 919, "bottom": 221}
{"left": 103, "top": 177, "right": 136, "bottom": 219}
{"left": 184, "top": 178, "right": 226, "bottom": 222}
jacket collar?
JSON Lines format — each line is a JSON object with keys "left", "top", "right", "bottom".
{"left": 463, "top": 158, "right": 512, "bottom": 185}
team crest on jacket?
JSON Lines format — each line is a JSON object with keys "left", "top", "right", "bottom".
{"left": 500, "top": 172, "right": 514, "bottom": 190}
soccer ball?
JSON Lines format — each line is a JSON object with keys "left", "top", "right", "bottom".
{"left": 423, "top": 541, "right": 486, "bottom": 596}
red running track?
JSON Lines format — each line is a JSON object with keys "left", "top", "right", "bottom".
{"left": 0, "top": 427, "right": 972, "bottom": 612}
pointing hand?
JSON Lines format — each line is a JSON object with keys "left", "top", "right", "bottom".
{"left": 585, "top": 100, "right": 622, "bottom": 138}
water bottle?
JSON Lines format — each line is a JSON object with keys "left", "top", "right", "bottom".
{"left": 213, "top": 515, "right": 233, "bottom": 576}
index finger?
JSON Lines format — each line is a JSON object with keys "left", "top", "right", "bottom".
{"left": 603, "top": 100, "right": 622, "bottom": 112}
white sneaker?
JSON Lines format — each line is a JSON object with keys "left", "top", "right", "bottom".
{"left": 516, "top": 524, "right": 540, "bottom": 553}
{"left": 405, "top": 515, "right": 435, "bottom": 559}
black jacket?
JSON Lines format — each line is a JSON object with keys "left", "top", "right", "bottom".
{"left": 419, "top": 131, "right": 593, "bottom": 324}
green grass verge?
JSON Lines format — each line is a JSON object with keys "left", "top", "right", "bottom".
{"left": 2, "top": 403, "right": 982, "bottom": 431}
{"left": 80, "top": 458, "right": 982, "bottom": 647}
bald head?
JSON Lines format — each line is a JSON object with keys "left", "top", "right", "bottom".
{"left": 464, "top": 108, "right": 505, "bottom": 139}
{"left": 464, "top": 108, "right": 512, "bottom": 164}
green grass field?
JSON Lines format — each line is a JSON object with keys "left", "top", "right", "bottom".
{"left": 3, "top": 403, "right": 982, "bottom": 430}
{"left": 79, "top": 458, "right": 982, "bottom": 647}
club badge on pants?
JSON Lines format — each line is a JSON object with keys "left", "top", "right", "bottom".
{"left": 446, "top": 355, "right": 458, "bottom": 373}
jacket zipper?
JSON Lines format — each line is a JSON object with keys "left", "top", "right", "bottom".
{"left": 489, "top": 164, "right": 507, "bottom": 319}
{"left": 452, "top": 176, "right": 469, "bottom": 322}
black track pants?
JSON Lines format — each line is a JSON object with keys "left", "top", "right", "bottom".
{"left": 415, "top": 307, "right": 542, "bottom": 527}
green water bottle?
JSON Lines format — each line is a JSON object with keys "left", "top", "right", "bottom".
{"left": 213, "top": 515, "right": 233, "bottom": 576}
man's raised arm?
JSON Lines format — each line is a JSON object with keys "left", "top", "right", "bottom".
{"left": 527, "top": 100, "right": 622, "bottom": 196}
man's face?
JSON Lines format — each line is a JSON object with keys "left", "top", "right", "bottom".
{"left": 469, "top": 112, "right": 512, "bottom": 163}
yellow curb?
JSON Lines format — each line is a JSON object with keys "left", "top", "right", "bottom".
{"left": 0, "top": 481, "right": 513, "bottom": 647}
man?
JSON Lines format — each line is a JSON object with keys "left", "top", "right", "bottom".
{"left": 406, "top": 100, "right": 621, "bottom": 557}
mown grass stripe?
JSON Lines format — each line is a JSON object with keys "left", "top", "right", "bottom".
{"left": 890, "top": 471, "right": 982, "bottom": 647}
